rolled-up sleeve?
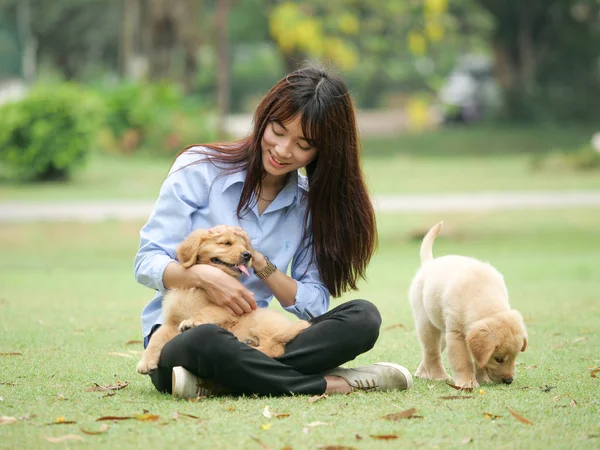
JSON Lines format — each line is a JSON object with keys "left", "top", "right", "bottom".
{"left": 134, "top": 152, "right": 207, "bottom": 292}
{"left": 284, "top": 233, "right": 330, "bottom": 320}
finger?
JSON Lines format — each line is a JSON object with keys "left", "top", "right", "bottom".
{"left": 236, "top": 297, "right": 253, "bottom": 314}
{"left": 241, "top": 291, "right": 257, "bottom": 310}
{"left": 225, "top": 306, "right": 236, "bottom": 316}
{"left": 228, "top": 301, "right": 244, "bottom": 316}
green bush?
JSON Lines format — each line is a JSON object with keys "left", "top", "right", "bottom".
{"left": 0, "top": 84, "right": 105, "bottom": 181}
{"left": 530, "top": 145, "right": 600, "bottom": 172}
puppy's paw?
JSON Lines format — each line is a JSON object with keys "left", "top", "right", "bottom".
{"left": 454, "top": 378, "right": 479, "bottom": 390}
{"left": 415, "top": 361, "right": 452, "bottom": 381}
{"left": 178, "top": 319, "right": 201, "bottom": 333}
{"left": 136, "top": 358, "right": 157, "bottom": 375}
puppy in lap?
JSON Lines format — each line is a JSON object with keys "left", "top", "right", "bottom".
{"left": 137, "top": 227, "right": 310, "bottom": 375}
{"left": 409, "top": 222, "right": 528, "bottom": 389}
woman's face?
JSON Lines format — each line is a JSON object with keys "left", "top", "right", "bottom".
{"left": 261, "top": 115, "right": 318, "bottom": 180}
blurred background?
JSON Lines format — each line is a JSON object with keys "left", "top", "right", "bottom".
{"left": 0, "top": 0, "right": 599, "bottom": 199}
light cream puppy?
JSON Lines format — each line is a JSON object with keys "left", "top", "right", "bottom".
{"left": 409, "top": 222, "right": 528, "bottom": 389}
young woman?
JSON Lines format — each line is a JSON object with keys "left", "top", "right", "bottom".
{"left": 134, "top": 66, "right": 412, "bottom": 398}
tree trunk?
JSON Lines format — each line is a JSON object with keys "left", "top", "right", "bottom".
{"left": 216, "top": 0, "right": 231, "bottom": 140}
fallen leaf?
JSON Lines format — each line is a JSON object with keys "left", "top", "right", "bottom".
{"left": 540, "top": 385, "right": 556, "bottom": 393}
{"left": 107, "top": 352, "right": 134, "bottom": 359}
{"left": 447, "top": 383, "right": 473, "bottom": 392}
{"left": 0, "top": 382, "right": 15, "bottom": 386}
{"left": 262, "top": 406, "right": 272, "bottom": 419}
{"left": 570, "top": 399, "right": 578, "bottom": 407}
{"left": 135, "top": 413, "right": 159, "bottom": 422}
{"left": 483, "top": 412, "right": 502, "bottom": 420}
{"left": 260, "top": 423, "right": 271, "bottom": 430}
{"left": 0, "top": 416, "right": 17, "bottom": 425}
{"left": 125, "top": 340, "right": 143, "bottom": 345}
{"left": 479, "top": 389, "right": 486, "bottom": 395}
{"left": 96, "top": 416, "right": 133, "bottom": 422}
{"left": 102, "top": 392, "right": 116, "bottom": 398}
{"left": 370, "top": 434, "right": 398, "bottom": 440}
{"left": 275, "top": 413, "right": 290, "bottom": 419}
{"left": 251, "top": 436, "right": 271, "bottom": 450}
{"left": 80, "top": 424, "right": 110, "bottom": 435}
{"left": 571, "top": 337, "right": 588, "bottom": 343}
{"left": 382, "top": 408, "right": 421, "bottom": 420}
{"left": 171, "top": 411, "right": 199, "bottom": 420}
{"left": 439, "top": 396, "right": 473, "bottom": 400}
{"left": 305, "top": 421, "right": 329, "bottom": 427}
{"left": 384, "top": 323, "right": 406, "bottom": 331}
{"left": 460, "top": 437, "right": 473, "bottom": 445}
{"left": 86, "top": 381, "right": 129, "bottom": 392}
{"left": 0, "top": 352, "right": 22, "bottom": 356}
{"left": 591, "top": 368, "right": 600, "bottom": 378}
{"left": 553, "top": 393, "right": 569, "bottom": 401}
{"left": 355, "top": 433, "right": 363, "bottom": 440}
{"left": 308, "top": 394, "right": 328, "bottom": 403}
{"left": 507, "top": 408, "right": 533, "bottom": 425}
{"left": 45, "top": 434, "right": 85, "bottom": 443}
{"left": 48, "top": 417, "right": 76, "bottom": 425}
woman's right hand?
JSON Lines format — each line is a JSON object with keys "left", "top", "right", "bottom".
{"left": 189, "top": 264, "right": 257, "bottom": 316}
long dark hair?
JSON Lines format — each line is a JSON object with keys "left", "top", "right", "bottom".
{"left": 178, "top": 66, "right": 377, "bottom": 297}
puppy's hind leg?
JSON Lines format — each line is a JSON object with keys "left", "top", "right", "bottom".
{"left": 136, "top": 325, "right": 178, "bottom": 374}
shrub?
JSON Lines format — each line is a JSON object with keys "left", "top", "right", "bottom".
{"left": 0, "top": 84, "right": 105, "bottom": 181}
{"left": 530, "top": 144, "right": 600, "bottom": 172}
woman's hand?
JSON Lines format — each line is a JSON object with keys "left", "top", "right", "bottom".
{"left": 189, "top": 264, "right": 257, "bottom": 315}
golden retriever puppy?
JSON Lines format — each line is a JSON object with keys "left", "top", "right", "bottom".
{"left": 409, "top": 222, "right": 528, "bottom": 389}
{"left": 136, "top": 228, "right": 310, "bottom": 375}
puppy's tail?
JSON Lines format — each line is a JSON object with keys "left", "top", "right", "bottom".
{"left": 420, "top": 221, "right": 443, "bottom": 265}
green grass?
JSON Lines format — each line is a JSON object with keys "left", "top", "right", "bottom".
{"left": 1, "top": 125, "right": 599, "bottom": 200}
{"left": 1, "top": 210, "right": 599, "bottom": 449}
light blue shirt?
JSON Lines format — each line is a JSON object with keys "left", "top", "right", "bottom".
{"left": 135, "top": 148, "right": 330, "bottom": 338}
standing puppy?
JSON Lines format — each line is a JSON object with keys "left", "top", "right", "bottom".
{"left": 409, "top": 222, "right": 528, "bottom": 389}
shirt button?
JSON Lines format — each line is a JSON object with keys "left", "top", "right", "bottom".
{"left": 251, "top": 239, "right": 258, "bottom": 246}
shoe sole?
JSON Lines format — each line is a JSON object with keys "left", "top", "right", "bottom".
{"left": 375, "top": 362, "right": 413, "bottom": 390}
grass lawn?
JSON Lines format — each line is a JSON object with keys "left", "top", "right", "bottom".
{"left": 1, "top": 209, "right": 599, "bottom": 449}
{"left": 1, "top": 125, "right": 599, "bottom": 201}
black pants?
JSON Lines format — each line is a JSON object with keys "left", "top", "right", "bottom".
{"left": 149, "top": 299, "right": 382, "bottom": 396}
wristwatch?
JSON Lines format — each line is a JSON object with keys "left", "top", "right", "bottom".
{"left": 254, "top": 256, "right": 277, "bottom": 280}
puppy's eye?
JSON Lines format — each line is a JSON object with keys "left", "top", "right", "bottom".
{"left": 494, "top": 356, "right": 504, "bottom": 364}
{"left": 224, "top": 241, "right": 232, "bottom": 246}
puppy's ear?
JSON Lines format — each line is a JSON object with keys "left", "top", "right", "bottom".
{"left": 466, "top": 322, "right": 497, "bottom": 368}
{"left": 177, "top": 229, "right": 209, "bottom": 268}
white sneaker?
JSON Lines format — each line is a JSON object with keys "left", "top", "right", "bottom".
{"left": 325, "top": 362, "right": 413, "bottom": 392}
{"left": 171, "top": 366, "right": 215, "bottom": 399}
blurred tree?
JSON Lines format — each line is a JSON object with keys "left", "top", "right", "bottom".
{"left": 473, "top": 0, "right": 600, "bottom": 121}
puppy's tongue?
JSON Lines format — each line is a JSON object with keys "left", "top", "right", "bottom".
{"left": 238, "top": 265, "right": 250, "bottom": 276}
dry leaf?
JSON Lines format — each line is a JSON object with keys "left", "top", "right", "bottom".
{"left": 571, "top": 337, "right": 588, "bottom": 343}
{"left": 317, "top": 446, "right": 357, "bottom": 450}
{"left": 45, "top": 434, "right": 85, "bottom": 443}
{"left": 355, "top": 433, "right": 363, "bottom": 440}
{"left": 0, "top": 416, "right": 17, "bottom": 425}
{"left": 540, "top": 385, "right": 556, "bottom": 393}
{"left": 439, "top": 395, "right": 473, "bottom": 400}
{"left": 308, "top": 394, "right": 328, "bottom": 403}
{"left": 447, "top": 383, "right": 473, "bottom": 392}
{"left": 260, "top": 423, "right": 271, "bottom": 430}
{"left": 262, "top": 406, "right": 272, "bottom": 419}
{"left": 80, "top": 424, "right": 110, "bottom": 435}
{"left": 479, "top": 389, "right": 486, "bottom": 395}
{"left": 48, "top": 417, "right": 76, "bottom": 425}
{"left": 461, "top": 437, "right": 473, "bottom": 445}
{"left": 107, "top": 352, "right": 134, "bottom": 358}
{"left": 275, "top": 413, "right": 290, "bottom": 419}
{"left": 591, "top": 368, "right": 600, "bottom": 378}
{"left": 0, "top": 352, "right": 22, "bottom": 356}
{"left": 507, "top": 408, "right": 533, "bottom": 425}
{"left": 96, "top": 416, "right": 133, "bottom": 421}
{"left": 171, "top": 411, "right": 199, "bottom": 420}
{"left": 306, "top": 421, "right": 329, "bottom": 427}
{"left": 0, "top": 382, "right": 15, "bottom": 386}
{"left": 125, "top": 340, "right": 143, "bottom": 345}
{"left": 135, "top": 413, "right": 159, "bottom": 422}
{"left": 382, "top": 408, "right": 420, "bottom": 420}
{"left": 370, "top": 434, "right": 398, "bottom": 440}
{"left": 483, "top": 412, "right": 502, "bottom": 420}
{"left": 570, "top": 399, "right": 578, "bottom": 407}
{"left": 384, "top": 323, "right": 406, "bottom": 331}
{"left": 251, "top": 436, "right": 271, "bottom": 450}
{"left": 86, "top": 381, "right": 129, "bottom": 392}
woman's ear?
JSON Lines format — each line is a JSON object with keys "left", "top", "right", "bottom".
{"left": 176, "top": 229, "right": 209, "bottom": 268}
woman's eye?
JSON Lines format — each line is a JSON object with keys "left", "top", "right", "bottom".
{"left": 271, "top": 124, "right": 283, "bottom": 136}
{"left": 298, "top": 143, "right": 312, "bottom": 150}
{"left": 494, "top": 356, "right": 504, "bottom": 363}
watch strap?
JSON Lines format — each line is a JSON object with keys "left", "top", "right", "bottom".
{"left": 255, "top": 256, "right": 277, "bottom": 280}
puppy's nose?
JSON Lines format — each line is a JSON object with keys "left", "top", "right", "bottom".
{"left": 242, "top": 251, "right": 252, "bottom": 262}
{"left": 502, "top": 377, "right": 513, "bottom": 385}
